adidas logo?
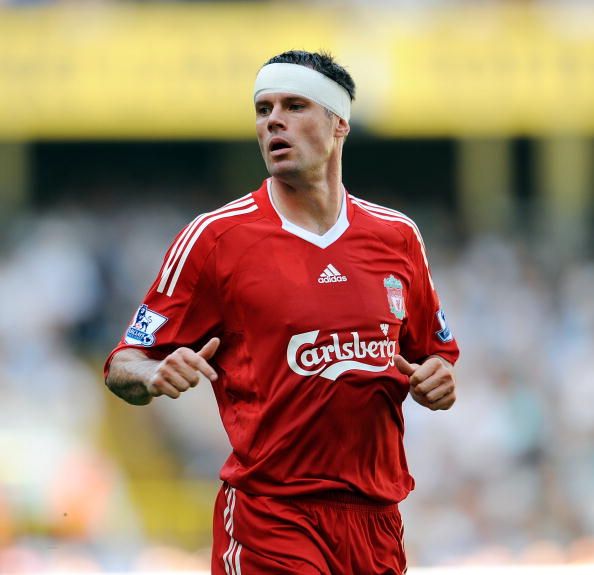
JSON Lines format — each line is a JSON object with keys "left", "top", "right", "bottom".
{"left": 318, "top": 264, "right": 348, "bottom": 284}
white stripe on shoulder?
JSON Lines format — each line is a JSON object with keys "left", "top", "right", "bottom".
{"left": 165, "top": 203, "right": 258, "bottom": 296}
{"left": 157, "top": 196, "right": 257, "bottom": 296}
{"left": 351, "top": 196, "right": 434, "bottom": 288}
{"left": 350, "top": 196, "right": 425, "bottom": 247}
{"left": 157, "top": 195, "right": 254, "bottom": 294}
{"left": 226, "top": 192, "right": 254, "bottom": 207}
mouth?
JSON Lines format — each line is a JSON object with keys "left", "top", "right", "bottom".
{"left": 269, "top": 138, "right": 292, "bottom": 156}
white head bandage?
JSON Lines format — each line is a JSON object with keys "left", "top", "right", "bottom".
{"left": 254, "top": 63, "right": 351, "bottom": 121}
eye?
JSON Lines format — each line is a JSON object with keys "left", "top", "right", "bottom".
{"left": 256, "top": 105, "right": 271, "bottom": 116}
{"left": 289, "top": 103, "right": 305, "bottom": 111}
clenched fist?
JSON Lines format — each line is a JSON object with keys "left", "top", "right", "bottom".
{"left": 394, "top": 354, "right": 456, "bottom": 411}
{"left": 148, "top": 337, "right": 221, "bottom": 399}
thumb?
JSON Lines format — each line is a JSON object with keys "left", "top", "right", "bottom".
{"left": 394, "top": 355, "right": 418, "bottom": 377}
{"left": 198, "top": 337, "right": 220, "bottom": 360}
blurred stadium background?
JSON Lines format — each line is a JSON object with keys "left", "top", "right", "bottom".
{"left": 1, "top": 0, "right": 594, "bottom": 573}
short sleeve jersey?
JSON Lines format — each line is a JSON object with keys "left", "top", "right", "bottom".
{"left": 105, "top": 179, "right": 460, "bottom": 504}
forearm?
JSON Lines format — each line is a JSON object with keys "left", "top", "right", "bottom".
{"left": 105, "top": 348, "right": 160, "bottom": 406}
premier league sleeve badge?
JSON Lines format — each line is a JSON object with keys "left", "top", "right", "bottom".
{"left": 125, "top": 304, "right": 168, "bottom": 346}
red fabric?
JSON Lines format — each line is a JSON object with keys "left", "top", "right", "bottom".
{"left": 211, "top": 483, "right": 407, "bottom": 575}
{"left": 105, "top": 179, "right": 460, "bottom": 503}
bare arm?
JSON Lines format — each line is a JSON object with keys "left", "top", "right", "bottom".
{"left": 105, "top": 348, "right": 160, "bottom": 405}
{"left": 105, "top": 338, "right": 220, "bottom": 406}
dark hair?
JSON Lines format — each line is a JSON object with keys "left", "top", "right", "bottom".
{"left": 263, "top": 50, "right": 356, "bottom": 101}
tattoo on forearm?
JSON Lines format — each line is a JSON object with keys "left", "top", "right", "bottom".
{"left": 106, "top": 376, "right": 152, "bottom": 405}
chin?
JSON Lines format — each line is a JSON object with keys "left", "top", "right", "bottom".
{"left": 267, "top": 161, "right": 300, "bottom": 179}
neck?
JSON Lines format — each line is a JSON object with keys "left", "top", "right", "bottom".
{"left": 270, "top": 167, "right": 344, "bottom": 236}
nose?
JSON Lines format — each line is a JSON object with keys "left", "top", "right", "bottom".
{"left": 267, "top": 105, "right": 286, "bottom": 132}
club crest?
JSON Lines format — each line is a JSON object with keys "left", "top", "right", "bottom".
{"left": 384, "top": 275, "right": 406, "bottom": 320}
{"left": 125, "top": 304, "right": 167, "bottom": 346}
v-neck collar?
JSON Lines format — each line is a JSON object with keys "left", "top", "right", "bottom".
{"left": 262, "top": 178, "right": 351, "bottom": 249}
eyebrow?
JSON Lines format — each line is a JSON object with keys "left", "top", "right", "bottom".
{"left": 255, "top": 95, "right": 309, "bottom": 106}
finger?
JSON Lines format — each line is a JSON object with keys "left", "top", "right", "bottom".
{"left": 149, "top": 384, "right": 163, "bottom": 397}
{"left": 180, "top": 354, "right": 218, "bottom": 383}
{"left": 428, "top": 390, "right": 456, "bottom": 411}
{"left": 198, "top": 337, "right": 221, "bottom": 361}
{"left": 163, "top": 350, "right": 202, "bottom": 387}
{"left": 195, "top": 354, "right": 218, "bottom": 382}
{"left": 409, "top": 388, "right": 431, "bottom": 409}
{"left": 148, "top": 378, "right": 181, "bottom": 399}
{"left": 394, "top": 355, "right": 418, "bottom": 377}
{"left": 413, "top": 372, "right": 449, "bottom": 396}
{"left": 194, "top": 338, "right": 220, "bottom": 381}
{"left": 174, "top": 346, "right": 218, "bottom": 382}
{"left": 424, "top": 381, "right": 455, "bottom": 404}
{"left": 178, "top": 363, "right": 202, "bottom": 387}
{"left": 171, "top": 357, "right": 203, "bottom": 387}
{"left": 408, "top": 358, "right": 442, "bottom": 387}
{"left": 161, "top": 369, "right": 194, "bottom": 393}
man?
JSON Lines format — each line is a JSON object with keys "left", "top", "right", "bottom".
{"left": 105, "top": 50, "right": 459, "bottom": 575}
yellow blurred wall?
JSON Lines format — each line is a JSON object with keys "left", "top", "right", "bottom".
{"left": 1, "top": 2, "right": 594, "bottom": 139}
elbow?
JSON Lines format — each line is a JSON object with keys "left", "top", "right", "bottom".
{"left": 104, "top": 372, "right": 153, "bottom": 406}
{"left": 125, "top": 393, "right": 154, "bottom": 407}
{"left": 104, "top": 371, "right": 118, "bottom": 396}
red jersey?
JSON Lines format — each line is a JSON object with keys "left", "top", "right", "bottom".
{"left": 105, "top": 179, "right": 459, "bottom": 503}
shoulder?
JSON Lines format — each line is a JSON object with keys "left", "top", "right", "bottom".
{"left": 169, "top": 192, "right": 264, "bottom": 258}
{"left": 350, "top": 194, "right": 434, "bottom": 283}
{"left": 155, "top": 192, "right": 262, "bottom": 297}
{"left": 349, "top": 194, "right": 425, "bottom": 249}
{"left": 183, "top": 192, "right": 262, "bottom": 245}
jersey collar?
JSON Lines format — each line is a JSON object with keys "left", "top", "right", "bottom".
{"left": 254, "top": 178, "right": 352, "bottom": 249}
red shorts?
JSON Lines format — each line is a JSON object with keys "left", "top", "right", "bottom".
{"left": 211, "top": 483, "right": 407, "bottom": 575}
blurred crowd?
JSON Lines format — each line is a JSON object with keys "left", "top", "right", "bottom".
{"left": 0, "top": 199, "right": 593, "bottom": 572}
{"left": 401, "top": 233, "right": 594, "bottom": 566}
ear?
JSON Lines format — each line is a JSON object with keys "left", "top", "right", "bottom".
{"left": 334, "top": 117, "right": 350, "bottom": 139}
